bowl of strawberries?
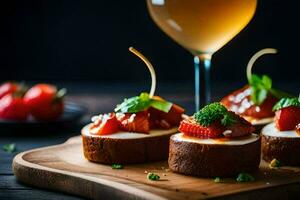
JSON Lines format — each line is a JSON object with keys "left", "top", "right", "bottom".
{"left": 0, "top": 81, "right": 86, "bottom": 132}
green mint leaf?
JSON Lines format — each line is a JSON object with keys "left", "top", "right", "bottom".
{"left": 249, "top": 74, "right": 293, "bottom": 105}
{"left": 257, "top": 88, "right": 268, "bottom": 105}
{"left": 111, "top": 164, "right": 123, "bottom": 169}
{"left": 147, "top": 172, "right": 160, "bottom": 181}
{"left": 262, "top": 75, "right": 272, "bottom": 90}
{"left": 150, "top": 99, "right": 173, "bottom": 113}
{"left": 194, "top": 102, "right": 234, "bottom": 127}
{"left": 249, "top": 74, "right": 272, "bottom": 105}
{"left": 273, "top": 97, "right": 300, "bottom": 111}
{"left": 114, "top": 92, "right": 151, "bottom": 113}
{"left": 139, "top": 92, "right": 149, "bottom": 101}
{"left": 3, "top": 143, "right": 16, "bottom": 153}
{"left": 114, "top": 92, "right": 173, "bottom": 113}
{"left": 236, "top": 173, "right": 255, "bottom": 182}
{"left": 249, "top": 74, "right": 261, "bottom": 86}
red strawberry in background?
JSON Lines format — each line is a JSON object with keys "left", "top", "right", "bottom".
{"left": 275, "top": 106, "right": 300, "bottom": 131}
{"left": 24, "top": 84, "right": 66, "bottom": 121}
{"left": 0, "top": 93, "right": 29, "bottom": 121}
{"left": 0, "top": 82, "right": 19, "bottom": 99}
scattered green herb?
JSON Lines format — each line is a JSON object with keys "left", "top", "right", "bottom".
{"left": 194, "top": 103, "right": 236, "bottom": 127}
{"left": 273, "top": 97, "right": 300, "bottom": 111}
{"left": 114, "top": 92, "right": 172, "bottom": 113}
{"left": 111, "top": 164, "right": 123, "bottom": 169}
{"left": 3, "top": 143, "right": 16, "bottom": 153}
{"left": 248, "top": 74, "right": 293, "bottom": 105}
{"left": 269, "top": 159, "right": 281, "bottom": 168}
{"left": 214, "top": 177, "right": 222, "bottom": 183}
{"left": 236, "top": 173, "right": 255, "bottom": 182}
{"left": 147, "top": 172, "right": 160, "bottom": 181}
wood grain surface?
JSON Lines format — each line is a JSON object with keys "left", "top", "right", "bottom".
{"left": 12, "top": 136, "right": 300, "bottom": 200}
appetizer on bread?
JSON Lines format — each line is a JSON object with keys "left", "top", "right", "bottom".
{"left": 262, "top": 96, "right": 300, "bottom": 166}
{"left": 169, "top": 102, "right": 260, "bottom": 177}
{"left": 221, "top": 49, "right": 292, "bottom": 128}
{"left": 82, "top": 47, "right": 185, "bottom": 164}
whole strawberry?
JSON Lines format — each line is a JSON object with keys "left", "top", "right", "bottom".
{"left": 0, "top": 92, "right": 29, "bottom": 121}
{"left": 24, "top": 84, "right": 66, "bottom": 121}
{"left": 273, "top": 97, "right": 300, "bottom": 131}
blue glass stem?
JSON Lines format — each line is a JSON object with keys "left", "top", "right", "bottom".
{"left": 194, "top": 55, "right": 212, "bottom": 111}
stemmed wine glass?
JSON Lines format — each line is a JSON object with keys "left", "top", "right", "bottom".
{"left": 146, "top": 0, "right": 257, "bottom": 111}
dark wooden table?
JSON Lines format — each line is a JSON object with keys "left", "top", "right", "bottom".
{"left": 0, "top": 82, "right": 298, "bottom": 200}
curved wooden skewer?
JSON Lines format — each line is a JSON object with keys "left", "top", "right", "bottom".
{"left": 129, "top": 47, "right": 156, "bottom": 98}
{"left": 247, "top": 48, "right": 278, "bottom": 81}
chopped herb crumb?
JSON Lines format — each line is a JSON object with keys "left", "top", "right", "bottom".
{"left": 111, "top": 164, "right": 123, "bottom": 169}
{"left": 214, "top": 177, "right": 222, "bottom": 183}
{"left": 236, "top": 173, "right": 255, "bottom": 182}
{"left": 3, "top": 143, "right": 16, "bottom": 153}
{"left": 269, "top": 159, "right": 281, "bottom": 168}
{"left": 147, "top": 172, "right": 160, "bottom": 181}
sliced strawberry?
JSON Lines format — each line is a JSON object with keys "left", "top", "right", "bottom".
{"left": 149, "top": 104, "right": 184, "bottom": 129}
{"left": 179, "top": 118, "right": 224, "bottom": 139}
{"left": 90, "top": 113, "right": 120, "bottom": 135}
{"left": 179, "top": 114, "right": 254, "bottom": 139}
{"left": 275, "top": 106, "right": 300, "bottom": 131}
{"left": 118, "top": 111, "right": 150, "bottom": 134}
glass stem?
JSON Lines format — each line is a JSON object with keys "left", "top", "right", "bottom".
{"left": 194, "top": 54, "right": 212, "bottom": 111}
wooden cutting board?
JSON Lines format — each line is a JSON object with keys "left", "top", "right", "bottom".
{"left": 13, "top": 136, "right": 300, "bottom": 200}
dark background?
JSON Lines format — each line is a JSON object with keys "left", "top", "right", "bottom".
{"left": 0, "top": 0, "right": 299, "bottom": 86}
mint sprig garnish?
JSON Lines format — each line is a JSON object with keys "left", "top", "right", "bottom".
{"left": 273, "top": 97, "right": 300, "bottom": 111}
{"left": 248, "top": 74, "right": 293, "bottom": 105}
{"left": 194, "top": 103, "right": 236, "bottom": 127}
{"left": 114, "top": 92, "right": 172, "bottom": 113}
{"left": 249, "top": 74, "right": 271, "bottom": 105}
